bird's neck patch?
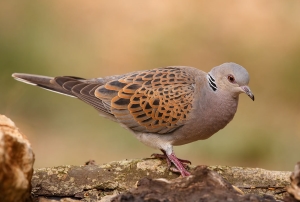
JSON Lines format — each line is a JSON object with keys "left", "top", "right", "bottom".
{"left": 207, "top": 73, "right": 217, "bottom": 91}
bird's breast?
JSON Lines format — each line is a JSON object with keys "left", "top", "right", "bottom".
{"left": 171, "top": 92, "right": 239, "bottom": 146}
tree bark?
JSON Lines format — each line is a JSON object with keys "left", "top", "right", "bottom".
{"left": 0, "top": 115, "right": 34, "bottom": 202}
{"left": 32, "top": 158, "right": 292, "bottom": 201}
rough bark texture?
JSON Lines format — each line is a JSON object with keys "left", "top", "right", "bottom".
{"left": 0, "top": 115, "right": 35, "bottom": 202}
{"left": 31, "top": 158, "right": 293, "bottom": 202}
{"left": 285, "top": 162, "right": 300, "bottom": 202}
{"left": 112, "top": 166, "right": 278, "bottom": 202}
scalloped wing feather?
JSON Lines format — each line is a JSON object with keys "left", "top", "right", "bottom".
{"left": 95, "top": 67, "right": 195, "bottom": 134}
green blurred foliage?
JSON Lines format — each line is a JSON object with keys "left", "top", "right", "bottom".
{"left": 0, "top": 0, "right": 299, "bottom": 170}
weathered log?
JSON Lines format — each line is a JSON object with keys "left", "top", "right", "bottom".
{"left": 31, "top": 158, "right": 291, "bottom": 201}
{"left": 285, "top": 162, "right": 300, "bottom": 202}
{"left": 0, "top": 115, "right": 35, "bottom": 202}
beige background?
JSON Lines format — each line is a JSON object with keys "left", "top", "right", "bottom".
{"left": 0, "top": 0, "right": 299, "bottom": 171}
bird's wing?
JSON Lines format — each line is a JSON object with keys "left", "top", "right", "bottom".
{"left": 95, "top": 67, "right": 195, "bottom": 134}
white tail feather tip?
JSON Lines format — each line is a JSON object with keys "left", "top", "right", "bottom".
{"left": 13, "top": 77, "right": 37, "bottom": 86}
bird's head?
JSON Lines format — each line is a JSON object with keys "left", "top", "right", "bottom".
{"left": 208, "top": 62, "right": 254, "bottom": 101}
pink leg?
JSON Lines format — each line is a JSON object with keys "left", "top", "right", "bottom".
{"left": 166, "top": 153, "right": 191, "bottom": 177}
{"left": 151, "top": 150, "right": 191, "bottom": 177}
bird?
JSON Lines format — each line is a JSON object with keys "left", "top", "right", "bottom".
{"left": 12, "top": 62, "right": 254, "bottom": 177}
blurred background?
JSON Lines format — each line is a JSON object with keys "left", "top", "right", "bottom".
{"left": 0, "top": 0, "right": 299, "bottom": 171}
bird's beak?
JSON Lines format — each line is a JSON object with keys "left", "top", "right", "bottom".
{"left": 241, "top": 86, "right": 255, "bottom": 101}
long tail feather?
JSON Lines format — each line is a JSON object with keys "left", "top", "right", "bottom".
{"left": 12, "top": 73, "right": 75, "bottom": 97}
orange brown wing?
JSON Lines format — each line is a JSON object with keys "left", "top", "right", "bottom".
{"left": 95, "top": 67, "right": 195, "bottom": 134}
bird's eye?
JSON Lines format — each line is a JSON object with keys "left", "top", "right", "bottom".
{"left": 227, "top": 75, "right": 235, "bottom": 83}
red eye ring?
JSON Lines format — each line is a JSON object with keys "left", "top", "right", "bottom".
{"left": 227, "top": 75, "right": 235, "bottom": 83}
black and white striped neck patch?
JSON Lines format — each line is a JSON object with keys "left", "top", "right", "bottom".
{"left": 207, "top": 73, "right": 217, "bottom": 91}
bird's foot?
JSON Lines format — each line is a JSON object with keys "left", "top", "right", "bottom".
{"left": 167, "top": 153, "right": 191, "bottom": 177}
{"left": 151, "top": 150, "right": 191, "bottom": 177}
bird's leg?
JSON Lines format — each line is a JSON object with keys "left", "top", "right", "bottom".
{"left": 166, "top": 152, "right": 191, "bottom": 177}
{"left": 151, "top": 149, "right": 191, "bottom": 176}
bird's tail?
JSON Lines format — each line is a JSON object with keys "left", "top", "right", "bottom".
{"left": 12, "top": 73, "right": 75, "bottom": 97}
